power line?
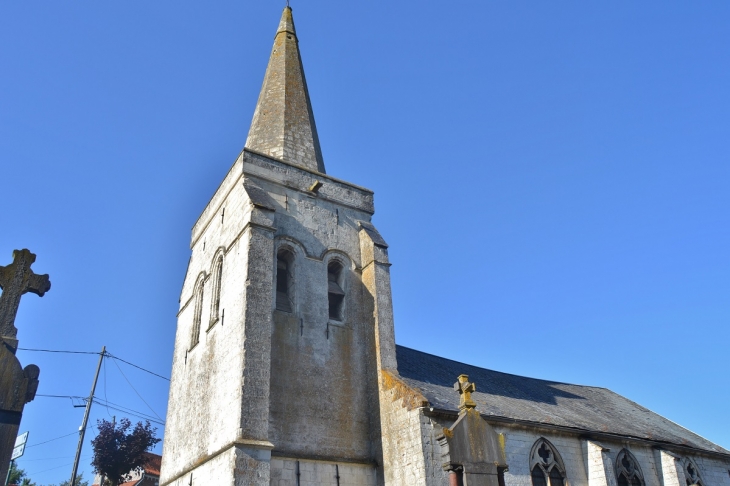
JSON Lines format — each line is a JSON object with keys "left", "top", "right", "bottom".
{"left": 107, "top": 352, "right": 170, "bottom": 381}
{"left": 103, "top": 355, "right": 114, "bottom": 418}
{"left": 91, "top": 399, "right": 165, "bottom": 426}
{"left": 110, "top": 356, "right": 164, "bottom": 422}
{"left": 17, "top": 347, "right": 100, "bottom": 355}
{"left": 16, "top": 347, "right": 170, "bottom": 381}
{"left": 27, "top": 456, "right": 92, "bottom": 476}
{"left": 36, "top": 394, "right": 85, "bottom": 399}
{"left": 25, "top": 427, "right": 93, "bottom": 449}
{"left": 35, "top": 395, "right": 164, "bottom": 426}
{"left": 16, "top": 455, "right": 77, "bottom": 462}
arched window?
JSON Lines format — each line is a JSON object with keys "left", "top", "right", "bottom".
{"left": 616, "top": 449, "right": 644, "bottom": 486}
{"left": 327, "top": 260, "right": 345, "bottom": 321}
{"left": 684, "top": 458, "right": 704, "bottom": 486}
{"left": 276, "top": 249, "right": 294, "bottom": 312}
{"left": 209, "top": 253, "right": 223, "bottom": 328}
{"left": 191, "top": 276, "right": 204, "bottom": 348}
{"left": 530, "top": 439, "right": 566, "bottom": 486}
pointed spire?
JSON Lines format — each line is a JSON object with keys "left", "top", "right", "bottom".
{"left": 245, "top": 7, "right": 326, "bottom": 173}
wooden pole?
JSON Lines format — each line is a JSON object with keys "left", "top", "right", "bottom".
{"left": 69, "top": 346, "right": 105, "bottom": 486}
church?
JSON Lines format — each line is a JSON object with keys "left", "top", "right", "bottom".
{"left": 159, "top": 7, "right": 730, "bottom": 486}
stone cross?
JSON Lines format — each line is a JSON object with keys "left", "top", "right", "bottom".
{"left": 0, "top": 249, "right": 51, "bottom": 342}
{"left": 454, "top": 374, "right": 476, "bottom": 411}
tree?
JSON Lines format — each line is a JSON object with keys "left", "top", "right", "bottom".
{"left": 90, "top": 418, "right": 160, "bottom": 486}
{"left": 7, "top": 462, "right": 35, "bottom": 486}
{"left": 48, "top": 473, "right": 89, "bottom": 486}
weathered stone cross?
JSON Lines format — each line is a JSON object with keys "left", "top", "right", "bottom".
{"left": 0, "top": 249, "right": 51, "bottom": 342}
{"left": 454, "top": 374, "right": 477, "bottom": 411}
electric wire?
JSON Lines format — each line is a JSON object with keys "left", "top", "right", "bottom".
{"left": 102, "top": 355, "right": 113, "bottom": 418}
{"left": 106, "top": 352, "right": 170, "bottom": 381}
{"left": 91, "top": 398, "right": 165, "bottom": 426}
{"left": 15, "top": 455, "right": 77, "bottom": 462}
{"left": 17, "top": 348, "right": 100, "bottom": 355}
{"left": 110, "top": 356, "right": 164, "bottom": 421}
{"left": 36, "top": 394, "right": 85, "bottom": 399}
{"left": 25, "top": 426, "right": 93, "bottom": 449}
{"left": 15, "top": 347, "right": 169, "bottom": 380}
{"left": 35, "top": 394, "right": 165, "bottom": 426}
{"left": 91, "top": 396, "right": 160, "bottom": 420}
{"left": 17, "top": 347, "right": 169, "bottom": 381}
{"left": 27, "top": 456, "right": 92, "bottom": 476}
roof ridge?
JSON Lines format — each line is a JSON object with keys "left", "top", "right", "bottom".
{"left": 395, "top": 344, "right": 604, "bottom": 389}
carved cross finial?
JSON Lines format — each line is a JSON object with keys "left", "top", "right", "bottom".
{"left": 0, "top": 249, "right": 51, "bottom": 340}
{"left": 454, "top": 374, "right": 476, "bottom": 411}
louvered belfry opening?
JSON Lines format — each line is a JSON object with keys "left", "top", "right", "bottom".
{"left": 276, "top": 249, "right": 294, "bottom": 312}
{"left": 327, "top": 261, "right": 345, "bottom": 320}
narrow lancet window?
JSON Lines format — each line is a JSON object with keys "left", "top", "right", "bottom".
{"left": 191, "top": 277, "right": 204, "bottom": 348}
{"left": 276, "top": 249, "right": 294, "bottom": 312}
{"left": 327, "top": 261, "right": 345, "bottom": 321}
{"left": 209, "top": 254, "right": 223, "bottom": 328}
{"left": 530, "top": 439, "right": 566, "bottom": 486}
{"left": 616, "top": 449, "right": 644, "bottom": 486}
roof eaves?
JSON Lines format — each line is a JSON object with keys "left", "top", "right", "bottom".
{"left": 424, "top": 407, "right": 730, "bottom": 460}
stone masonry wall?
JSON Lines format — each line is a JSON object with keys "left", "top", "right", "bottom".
{"left": 270, "top": 458, "right": 377, "bottom": 486}
{"left": 162, "top": 156, "right": 279, "bottom": 485}
{"left": 164, "top": 446, "right": 236, "bottom": 486}
{"left": 444, "top": 424, "right": 730, "bottom": 486}
{"left": 162, "top": 148, "right": 384, "bottom": 485}
{"left": 377, "top": 372, "right": 435, "bottom": 486}
{"left": 161, "top": 171, "right": 252, "bottom": 484}
{"left": 256, "top": 150, "right": 380, "bottom": 463}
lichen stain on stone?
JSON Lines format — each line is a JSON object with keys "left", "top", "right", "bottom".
{"left": 381, "top": 370, "right": 428, "bottom": 411}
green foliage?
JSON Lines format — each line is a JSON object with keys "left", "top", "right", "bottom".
{"left": 47, "top": 473, "right": 89, "bottom": 486}
{"left": 8, "top": 461, "right": 25, "bottom": 483}
{"left": 7, "top": 462, "right": 35, "bottom": 486}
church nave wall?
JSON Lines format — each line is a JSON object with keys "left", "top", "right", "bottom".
{"left": 270, "top": 457, "right": 377, "bottom": 486}
{"left": 482, "top": 425, "right": 730, "bottom": 486}
{"left": 689, "top": 454, "right": 730, "bottom": 486}
{"left": 493, "top": 427, "right": 588, "bottom": 486}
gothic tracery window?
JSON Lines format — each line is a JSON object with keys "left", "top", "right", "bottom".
{"left": 530, "top": 439, "right": 566, "bottom": 486}
{"left": 209, "top": 253, "right": 223, "bottom": 328}
{"left": 276, "top": 249, "right": 294, "bottom": 313}
{"left": 615, "top": 449, "right": 644, "bottom": 486}
{"left": 191, "top": 275, "right": 204, "bottom": 348}
{"left": 684, "top": 458, "right": 704, "bottom": 486}
{"left": 327, "top": 260, "right": 345, "bottom": 321}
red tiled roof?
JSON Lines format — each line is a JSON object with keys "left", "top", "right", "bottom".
{"left": 142, "top": 452, "right": 162, "bottom": 476}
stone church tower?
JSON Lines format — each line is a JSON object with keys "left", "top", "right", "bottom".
{"left": 161, "top": 7, "right": 730, "bottom": 486}
{"left": 160, "top": 7, "right": 394, "bottom": 485}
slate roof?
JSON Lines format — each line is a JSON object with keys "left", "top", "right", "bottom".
{"left": 244, "top": 7, "right": 326, "bottom": 173}
{"left": 396, "top": 345, "right": 729, "bottom": 456}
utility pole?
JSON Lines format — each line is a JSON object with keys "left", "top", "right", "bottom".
{"left": 69, "top": 346, "right": 105, "bottom": 486}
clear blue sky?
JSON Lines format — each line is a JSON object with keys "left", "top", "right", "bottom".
{"left": 2, "top": 1, "right": 729, "bottom": 483}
